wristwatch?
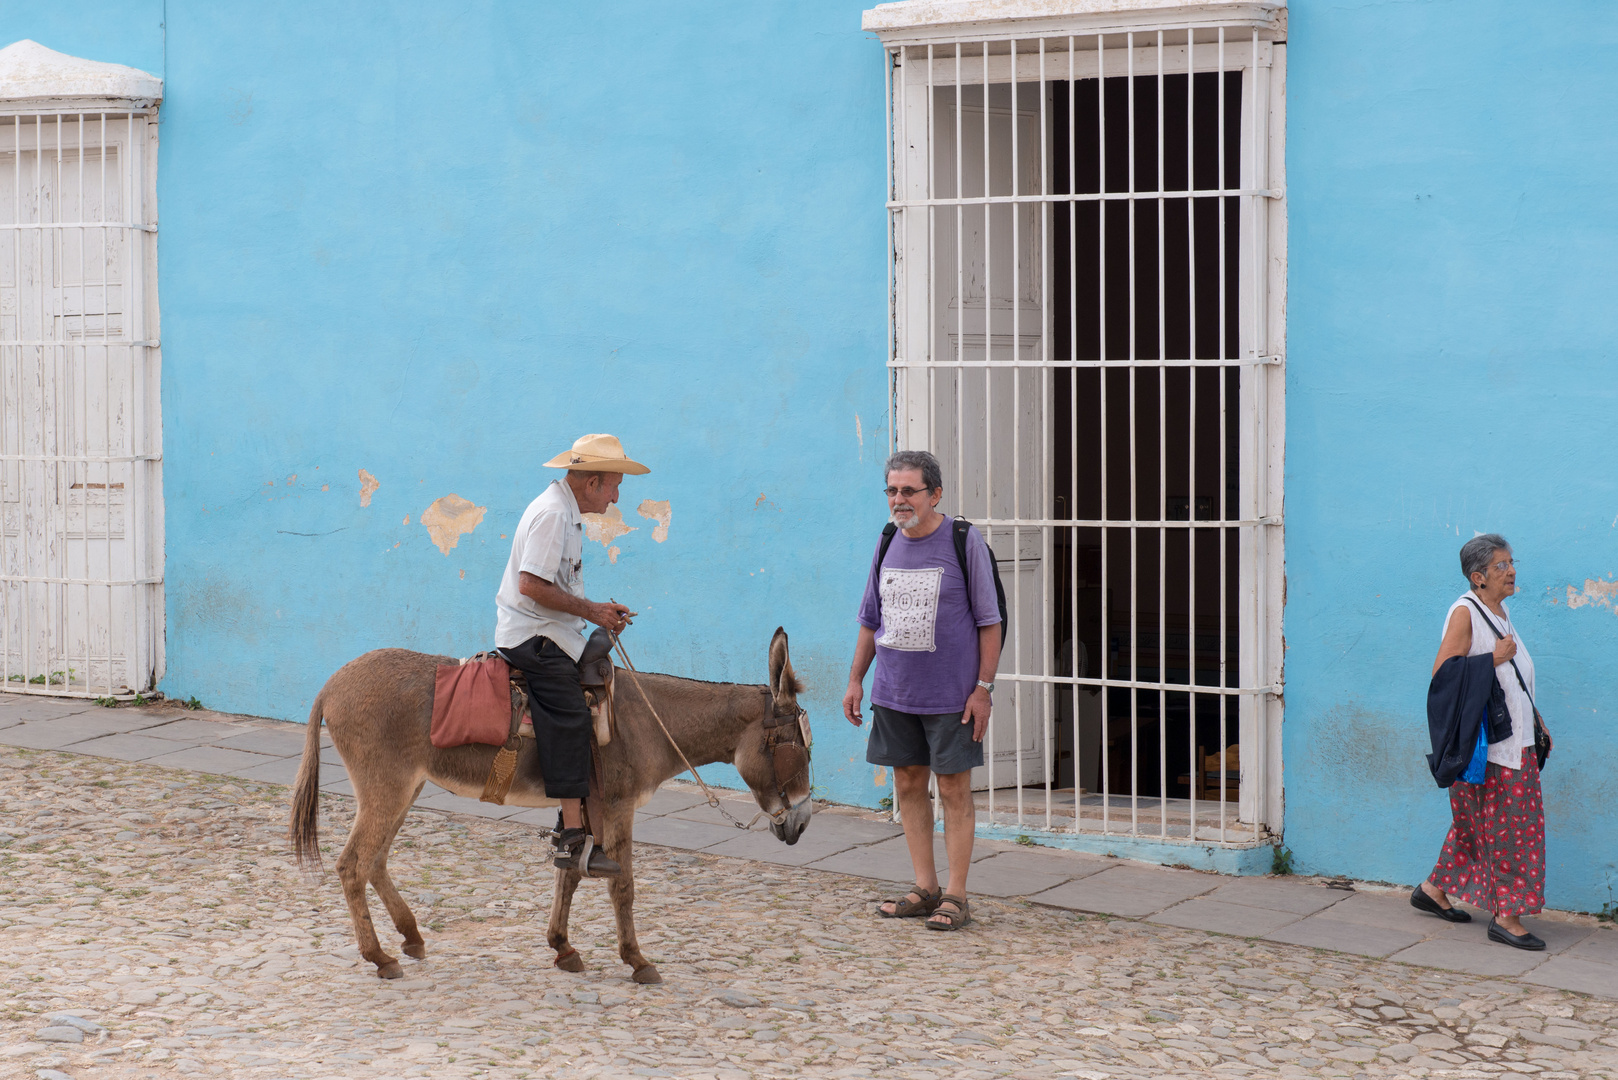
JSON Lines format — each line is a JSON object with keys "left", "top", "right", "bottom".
{"left": 976, "top": 680, "right": 995, "bottom": 694}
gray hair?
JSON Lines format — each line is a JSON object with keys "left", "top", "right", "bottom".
{"left": 1460, "top": 533, "right": 1510, "bottom": 587}
{"left": 885, "top": 450, "right": 943, "bottom": 493}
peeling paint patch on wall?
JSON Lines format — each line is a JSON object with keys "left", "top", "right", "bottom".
{"left": 636, "top": 499, "right": 671, "bottom": 542}
{"left": 358, "top": 469, "right": 380, "bottom": 507}
{"left": 584, "top": 505, "right": 636, "bottom": 547}
{"left": 1564, "top": 577, "right": 1618, "bottom": 613}
{"left": 421, "top": 494, "right": 486, "bottom": 554}
{"left": 608, "top": 545, "right": 620, "bottom": 564}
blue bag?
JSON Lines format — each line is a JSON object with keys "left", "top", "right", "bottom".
{"left": 1459, "top": 708, "right": 1489, "bottom": 785}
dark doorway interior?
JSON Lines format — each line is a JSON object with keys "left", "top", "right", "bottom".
{"left": 1046, "top": 71, "right": 1245, "bottom": 802}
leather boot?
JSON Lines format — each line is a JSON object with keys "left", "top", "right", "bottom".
{"left": 552, "top": 827, "right": 621, "bottom": 877}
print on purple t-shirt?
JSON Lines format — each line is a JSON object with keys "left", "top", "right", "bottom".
{"left": 857, "top": 519, "right": 1002, "bottom": 715}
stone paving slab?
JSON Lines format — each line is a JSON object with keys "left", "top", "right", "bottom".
{"left": 701, "top": 829, "right": 860, "bottom": 868}
{"left": 227, "top": 755, "right": 305, "bottom": 785}
{"left": 1262, "top": 915, "right": 1426, "bottom": 958}
{"left": 140, "top": 745, "right": 282, "bottom": 777}
{"left": 140, "top": 717, "right": 257, "bottom": 742}
{"left": 1149, "top": 897, "right": 1305, "bottom": 937}
{"left": 631, "top": 814, "right": 740, "bottom": 851}
{"left": 959, "top": 853, "right": 1084, "bottom": 898}
{"left": 212, "top": 728, "right": 311, "bottom": 755}
{"left": 806, "top": 833, "right": 951, "bottom": 881}
{"left": 1200, "top": 875, "right": 1353, "bottom": 915}
{"left": 1567, "top": 927, "right": 1618, "bottom": 962}
{"left": 635, "top": 786, "right": 710, "bottom": 817}
{"left": 1386, "top": 916, "right": 1594, "bottom": 979}
{"left": 1523, "top": 953, "right": 1618, "bottom": 996}
{"left": 956, "top": 844, "right": 1113, "bottom": 877}
{"left": 1316, "top": 887, "right": 1486, "bottom": 939}
{"left": 0, "top": 695, "right": 100, "bottom": 723}
{"left": 57, "top": 731, "right": 183, "bottom": 761}
{"left": 1027, "top": 864, "right": 1220, "bottom": 917}
{"left": 0, "top": 713, "right": 171, "bottom": 748}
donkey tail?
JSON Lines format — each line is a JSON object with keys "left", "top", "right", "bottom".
{"left": 288, "top": 690, "right": 326, "bottom": 871}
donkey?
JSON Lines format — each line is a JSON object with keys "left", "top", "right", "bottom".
{"left": 289, "top": 627, "right": 811, "bottom": 984}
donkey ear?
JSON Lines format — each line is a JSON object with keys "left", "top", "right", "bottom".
{"left": 768, "top": 627, "right": 798, "bottom": 705}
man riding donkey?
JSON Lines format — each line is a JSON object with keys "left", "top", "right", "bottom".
{"left": 495, "top": 432, "right": 646, "bottom": 877}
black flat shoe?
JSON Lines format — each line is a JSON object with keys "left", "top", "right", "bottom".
{"left": 1488, "top": 918, "right": 1545, "bottom": 950}
{"left": 1410, "top": 885, "right": 1473, "bottom": 923}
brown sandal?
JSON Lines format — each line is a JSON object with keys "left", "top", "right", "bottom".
{"left": 878, "top": 885, "right": 942, "bottom": 918}
{"left": 926, "top": 894, "right": 971, "bottom": 931}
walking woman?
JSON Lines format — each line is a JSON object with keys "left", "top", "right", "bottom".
{"left": 1413, "top": 534, "right": 1549, "bottom": 949}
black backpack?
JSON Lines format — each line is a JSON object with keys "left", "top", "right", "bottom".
{"left": 877, "top": 516, "right": 1008, "bottom": 643}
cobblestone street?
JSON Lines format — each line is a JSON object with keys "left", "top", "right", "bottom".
{"left": 1, "top": 744, "right": 1616, "bottom": 1080}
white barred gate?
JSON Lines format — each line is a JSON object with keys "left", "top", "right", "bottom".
{"left": 0, "top": 42, "right": 164, "bottom": 698}
{"left": 866, "top": 1, "right": 1286, "bottom": 844}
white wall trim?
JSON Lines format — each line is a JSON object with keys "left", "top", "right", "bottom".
{"left": 0, "top": 40, "right": 163, "bottom": 111}
{"left": 863, "top": 0, "right": 1285, "bottom": 45}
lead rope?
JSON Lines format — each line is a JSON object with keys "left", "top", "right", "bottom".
{"left": 606, "top": 626, "right": 772, "bottom": 831}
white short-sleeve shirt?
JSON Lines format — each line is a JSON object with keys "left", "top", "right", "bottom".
{"left": 1444, "top": 592, "right": 1536, "bottom": 769}
{"left": 495, "top": 480, "right": 588, "bottom": 658}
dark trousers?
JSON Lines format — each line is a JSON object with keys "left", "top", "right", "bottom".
{"left": 500, "top": 635, "right": 591, "bottom": 800}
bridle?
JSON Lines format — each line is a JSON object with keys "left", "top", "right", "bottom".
{"left": 758, "top": 688, "right": 813, "bottom": 826}
{"left": 608, "top": 629, "right": 812, "bottom": 831}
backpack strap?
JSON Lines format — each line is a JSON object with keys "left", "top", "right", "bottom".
{"left": 951, "top": 517, "right": 976, "bottom": 621}
{"left": 877, "top": 522, "right": 898, "bottom": 571}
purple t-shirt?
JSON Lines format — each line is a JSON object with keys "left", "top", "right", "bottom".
{"left": 857, "top": 519, "right": 1002, "bottom": 714}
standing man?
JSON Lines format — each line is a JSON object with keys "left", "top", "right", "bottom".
{"left": 843, "top": 450, "right": 1001, "bottom": 930}
{"left": 496, "top": 433, "right": 647, "bottom": 877}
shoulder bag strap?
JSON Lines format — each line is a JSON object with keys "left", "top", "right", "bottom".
{"left": 1463, "top": 595, "right": 1536, "bottom": 711}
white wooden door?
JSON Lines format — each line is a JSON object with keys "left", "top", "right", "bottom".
{"left": 0, "top": 113, "right": 159, "bottom": 697}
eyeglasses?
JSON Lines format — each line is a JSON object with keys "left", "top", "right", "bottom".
{"left": 883, "top": 486, "right": 932, "bottom": 499}
{"left": 1490, "top": 559, "right": 1518, "bottom": 573}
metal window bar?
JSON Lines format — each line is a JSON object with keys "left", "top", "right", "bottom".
{"left": 0, "top": 109, "right": 161, "bottom": 699}
{"left": 884, "top": 28, "right": 1281, "bottom": 849}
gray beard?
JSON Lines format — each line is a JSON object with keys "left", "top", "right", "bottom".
{"left": 891, "top": 509, "right": 921, "bottom": 530}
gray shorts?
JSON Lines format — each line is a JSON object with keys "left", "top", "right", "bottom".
{"left": 866, "top": 704, "right": 984, "bottom": 776}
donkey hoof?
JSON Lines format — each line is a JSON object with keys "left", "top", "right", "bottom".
{"left": 554, "top": 948, "right": 585, "bottom": 973}
{"left": 631, "top": 964, "right": 662, "bottom": 985}
{"left": 376, "top": 960, "right": 405, "bottom": 980}
{"left": 403, "top": 942, "right": 427, "bottom": 960}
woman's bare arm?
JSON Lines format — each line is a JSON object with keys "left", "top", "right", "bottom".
{"left": 1432, "top": 607, "right": 1473, "bottom": 677}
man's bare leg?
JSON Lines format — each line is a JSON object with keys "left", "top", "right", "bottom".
{"left": 931, "top": 769, "right": 974, "bottom": 927}
{"left": 877, "top": 765, "right": 939, "bottom": 915}
{"left": 561, "top": 798, "right": 583, "bottom": 831}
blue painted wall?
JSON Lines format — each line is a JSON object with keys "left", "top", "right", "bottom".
{"left": 19, "top": 1, "right": 1618, "bottom": 907}
{"left": 1284, "top": 1, "right": 1618, "bottom": 912}
{"left": 14, "top": 1, "right": 894, "bottom": 806}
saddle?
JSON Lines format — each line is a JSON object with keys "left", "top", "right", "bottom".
{"left": 431, "top": 627, "right": 619, "bottom": 806}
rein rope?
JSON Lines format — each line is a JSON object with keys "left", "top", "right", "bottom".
{"left": 607, "top": 629, "right": 798, "bottom": 831}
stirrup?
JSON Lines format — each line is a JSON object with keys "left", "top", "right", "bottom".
{"left": 552, "top": 827, "right": 621, "bottom": 877}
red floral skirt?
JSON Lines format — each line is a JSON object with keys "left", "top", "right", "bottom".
{"left": 1428, "top": 748, "right": 1545, "bottom": 916}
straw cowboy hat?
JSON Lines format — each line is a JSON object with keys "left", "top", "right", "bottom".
{"left": 543, "top": 433, "right": 650, "bottom": 475}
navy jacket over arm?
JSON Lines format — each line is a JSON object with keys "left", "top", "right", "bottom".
{"left": 1426, "top": 653, "right": 1512, "bottom": 788}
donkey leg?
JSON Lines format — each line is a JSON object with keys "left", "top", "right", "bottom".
{"left": 336, "top": 790, "right": 416, "bottom": 979}
{"left": 369, "top": 781, "right": 427, "bottom": 960}
{"left": 548, "top": 866, "right": 586, "bottom": 972}
{"left": 601, "top": 812, "right": 658, "bottom": 984}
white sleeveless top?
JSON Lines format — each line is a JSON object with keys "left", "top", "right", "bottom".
{"left": 1442, "top": 592, "right": 1536, "bottom": 769}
